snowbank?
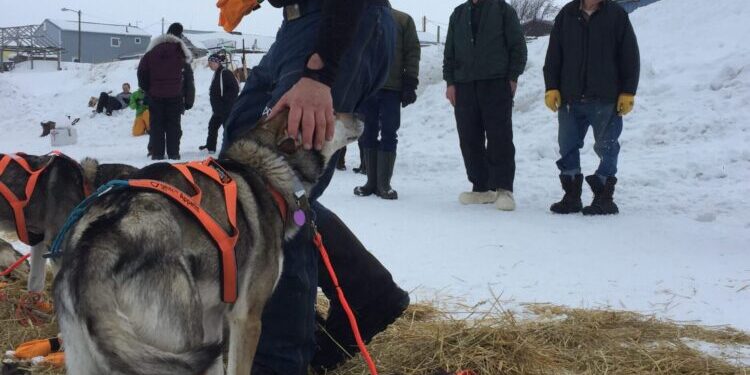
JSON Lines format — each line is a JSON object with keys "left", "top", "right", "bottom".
{"left": 0, "top": 0, "right": 748, "bottom": 329}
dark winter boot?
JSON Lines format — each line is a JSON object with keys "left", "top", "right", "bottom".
{"left": 550, "top": 174, "right": 583, "bottom": 214}
{"left": 353, "top": 148, "right": 378, "bottom": 196}
{"left": 311, "top": 209, "right": 410, "bottom": 373}
{"left": 353, "top": 148, "right": 366, "bottom": 174}
{"left": 376, "top": 151, "right": 398, "bottom": 200}
{"left": 582, "top": 175, "right": 619, "bottom": 215}
{"left": 336, "top": 146, "right": 347, "bottom": 171}
{"left": 39, "top": 121, "right": 55, "bottom": 137}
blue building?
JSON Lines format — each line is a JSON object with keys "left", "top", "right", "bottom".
{"left": 36, "top": 19, "right": 151, "bottom": 64}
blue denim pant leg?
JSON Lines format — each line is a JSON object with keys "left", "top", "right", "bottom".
{"left": 588, "top": 102, "right": 622, "bottom": 177}
{"left": 221, "top": 5, "right": 394, "bottom": 375}
{"left": 556, "top": 101, "right": 622, "bottom": 177}
{"left": 360, "top": 94, "right": 381, "bottom": 149}
{"left": 360, "top": 89, "right": 402, "bottom": 152}
{"left": 556, "top": 102, "right": 590, "bottom": 176}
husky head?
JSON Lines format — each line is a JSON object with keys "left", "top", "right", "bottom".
{"left": 226, "top": 111, "right": 362, "bottom": 193}
{"left": 88, "top": 97, "right": 98, "bottom": 108}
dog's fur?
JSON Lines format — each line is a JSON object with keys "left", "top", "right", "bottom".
{"left": 0, "top": 237, "right": 29, "bottom": 279}
{"left": 0, "top": 155, "right": 137, "bottom": 292}
{"left": 53, "top": 112, "right": 362, "bottom": 375}
{"left": 88, "top": 97, "right": 98, "bottom": 108}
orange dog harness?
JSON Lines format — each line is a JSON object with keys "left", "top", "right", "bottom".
{"left": 0, "top": 151, "right": 91, "bottom": 246}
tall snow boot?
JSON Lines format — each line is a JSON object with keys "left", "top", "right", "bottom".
{"left": 354, "top": 148, "right": 378, "bottom": 196}
{"left": 376, "top": 151, "right": 398, "bottom": 200}
{"left": 311, "top": 208, "right": 410, "bottom": 374}
{"left": 550, "top": 174, "right": 583, "bottom": 214}
{"left": 582, "top": 175, "right": 619, "bottom": 215}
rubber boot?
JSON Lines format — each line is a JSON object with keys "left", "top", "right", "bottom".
{"left": 376, "top": 151, "right": 398, "bottom": 200}
{"left": 550, "top": 174, "right": 583, "bottom": 214}
{"left": 582, "top": 175, "right": 619, "bottom": 215}
{"left": 354, "top": 148, "right": 377, "bottom": 196}
{"left": 311, "top": 208, "right": 410, "bottom": 373}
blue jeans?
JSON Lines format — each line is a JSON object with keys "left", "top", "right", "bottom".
{"left": 361, "top": 89, "right": 401, "bottom": 152}
{"left": 219, "top": 4, "right": 395, "bottom": 375}
{"left": 556, "top": 100, "right": 623, "bottom": 177}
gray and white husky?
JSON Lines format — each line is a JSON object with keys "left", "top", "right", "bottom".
{"left": 53, "top": 112, "right": 362, "bottom": 375}
{"left": 0, "top": 154, "right": 137, "bottom": 291}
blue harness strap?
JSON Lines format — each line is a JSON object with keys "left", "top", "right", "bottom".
{"left": 45, "top": 180, "right": 131, "bottom": 259}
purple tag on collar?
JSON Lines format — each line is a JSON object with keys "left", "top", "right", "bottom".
{"left": 293, "top": 209, "right": 306, "bottom": 226}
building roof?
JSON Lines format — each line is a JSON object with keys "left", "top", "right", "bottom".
{"left": 183, "top": 30, "right": 275, "bottom": 52}
{"left": 45, "top": 19, "right": 151, "bottom": 37}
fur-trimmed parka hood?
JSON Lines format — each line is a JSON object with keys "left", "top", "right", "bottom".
{"left": 146, "top": 34, "right": 193, "bottom": 63}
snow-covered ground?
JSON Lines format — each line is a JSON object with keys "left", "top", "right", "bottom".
{"left": 1, "top": 0, "right": 748, "bottom": 331}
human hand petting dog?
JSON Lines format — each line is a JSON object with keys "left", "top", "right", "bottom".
{"left": 269, "top": 54, "right": 335, "bottom": 151}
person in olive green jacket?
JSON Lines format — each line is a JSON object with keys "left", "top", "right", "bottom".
{"left": 444, "top": 0, "right": 527, "bottom": 211}
{"left": 354, "top": 8, "right": 421, "bottom": 200}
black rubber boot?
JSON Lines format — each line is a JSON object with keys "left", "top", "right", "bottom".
{"left": 582, "top": 175, "right": 619, "bottom": 215}
{"left": 311, "top": 209, "right": 410, "bottom": 373}
{"left": 550, "top": 174, "right": 583, "bottom": 214}
{"left": 354, "top": 148, "right": 378, "bottom": 196}
{"left": 376, "top": 151, "right": 398, "bottom": 200}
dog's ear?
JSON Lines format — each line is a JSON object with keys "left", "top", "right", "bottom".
{"left": 277, "top": 137, "right": 298, "bottom": 155}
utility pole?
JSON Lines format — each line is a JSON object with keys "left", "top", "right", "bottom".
{"left": 437, "top": 26, "right": 441, "bottom": 44}
{"left": 77, "top": 10, "right": 81, "bottom": 62}
{"left": 62, "top": 8, "right": 82, "bottom": 62}
{"left": 423, "top": 16, "right": 427, "bottom": 32}
{"left": 161, "top": 18, "right": 165, "bottom": 35}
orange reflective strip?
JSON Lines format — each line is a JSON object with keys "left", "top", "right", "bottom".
{"left": 128, "top": 171, "right": 239, "bottom": 303}
{"left": 172, "top": 163, "right": 203, "bottom": 205}
{"left": 0, "top": 182, "right": 29, "bottom": 244}
{"left": 0, "top": 152, "right": 92, "bottom": 245}
{"left": 269, "top": 188, "right": 287, "bottom": 222}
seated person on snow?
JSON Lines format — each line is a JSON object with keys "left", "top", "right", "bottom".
{"left": 129, "top": 88, "right": 150, "bottom": 136}
{"left": 91, "top": 83, "right": 133, "bottom": 116}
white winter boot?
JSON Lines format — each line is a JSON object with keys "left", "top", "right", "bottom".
{"left": 458, "top": 191, "right": 498, "bottom": 205}
{"left": 494, "top": 189, "right": 516, "bottom": 211}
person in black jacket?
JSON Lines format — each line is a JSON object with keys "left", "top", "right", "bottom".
{"left": 214, "top": 1, "right": 407, "bottom": 375}
{"left": 138, "top": 22, "right": 195, "bottom": 160}
{"left": 543, "top": 0, "right": 640, "bottom": 215}
{"left": 199, "top": 53, "right": 239, "bottom": 153}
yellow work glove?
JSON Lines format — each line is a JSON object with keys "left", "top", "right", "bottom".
{"left": 617, "top": 93, "right": 635, "bottom": 116}
{"left": 545, "top": 90, "right": 561, "bottom": 112}
{"left": 217, "top": 0, "right": 262, "bottom": 33}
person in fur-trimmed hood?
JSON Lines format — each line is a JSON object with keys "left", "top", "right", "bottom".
{"left": 137, "top": 22, "right": 195, "bottom": 160}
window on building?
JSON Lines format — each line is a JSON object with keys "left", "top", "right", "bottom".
{"left": 134, "top": 37, "right": 142, "bottom": 44}
{"left": 111, "top": 37, "right": 121, "bottom": 48}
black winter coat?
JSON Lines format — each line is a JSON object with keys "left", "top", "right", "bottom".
{"left": 209, "top": 67, "right": 239, "bottom": 115}
{"left": 543, "top": 0, "right": 640, "bottom": 103}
